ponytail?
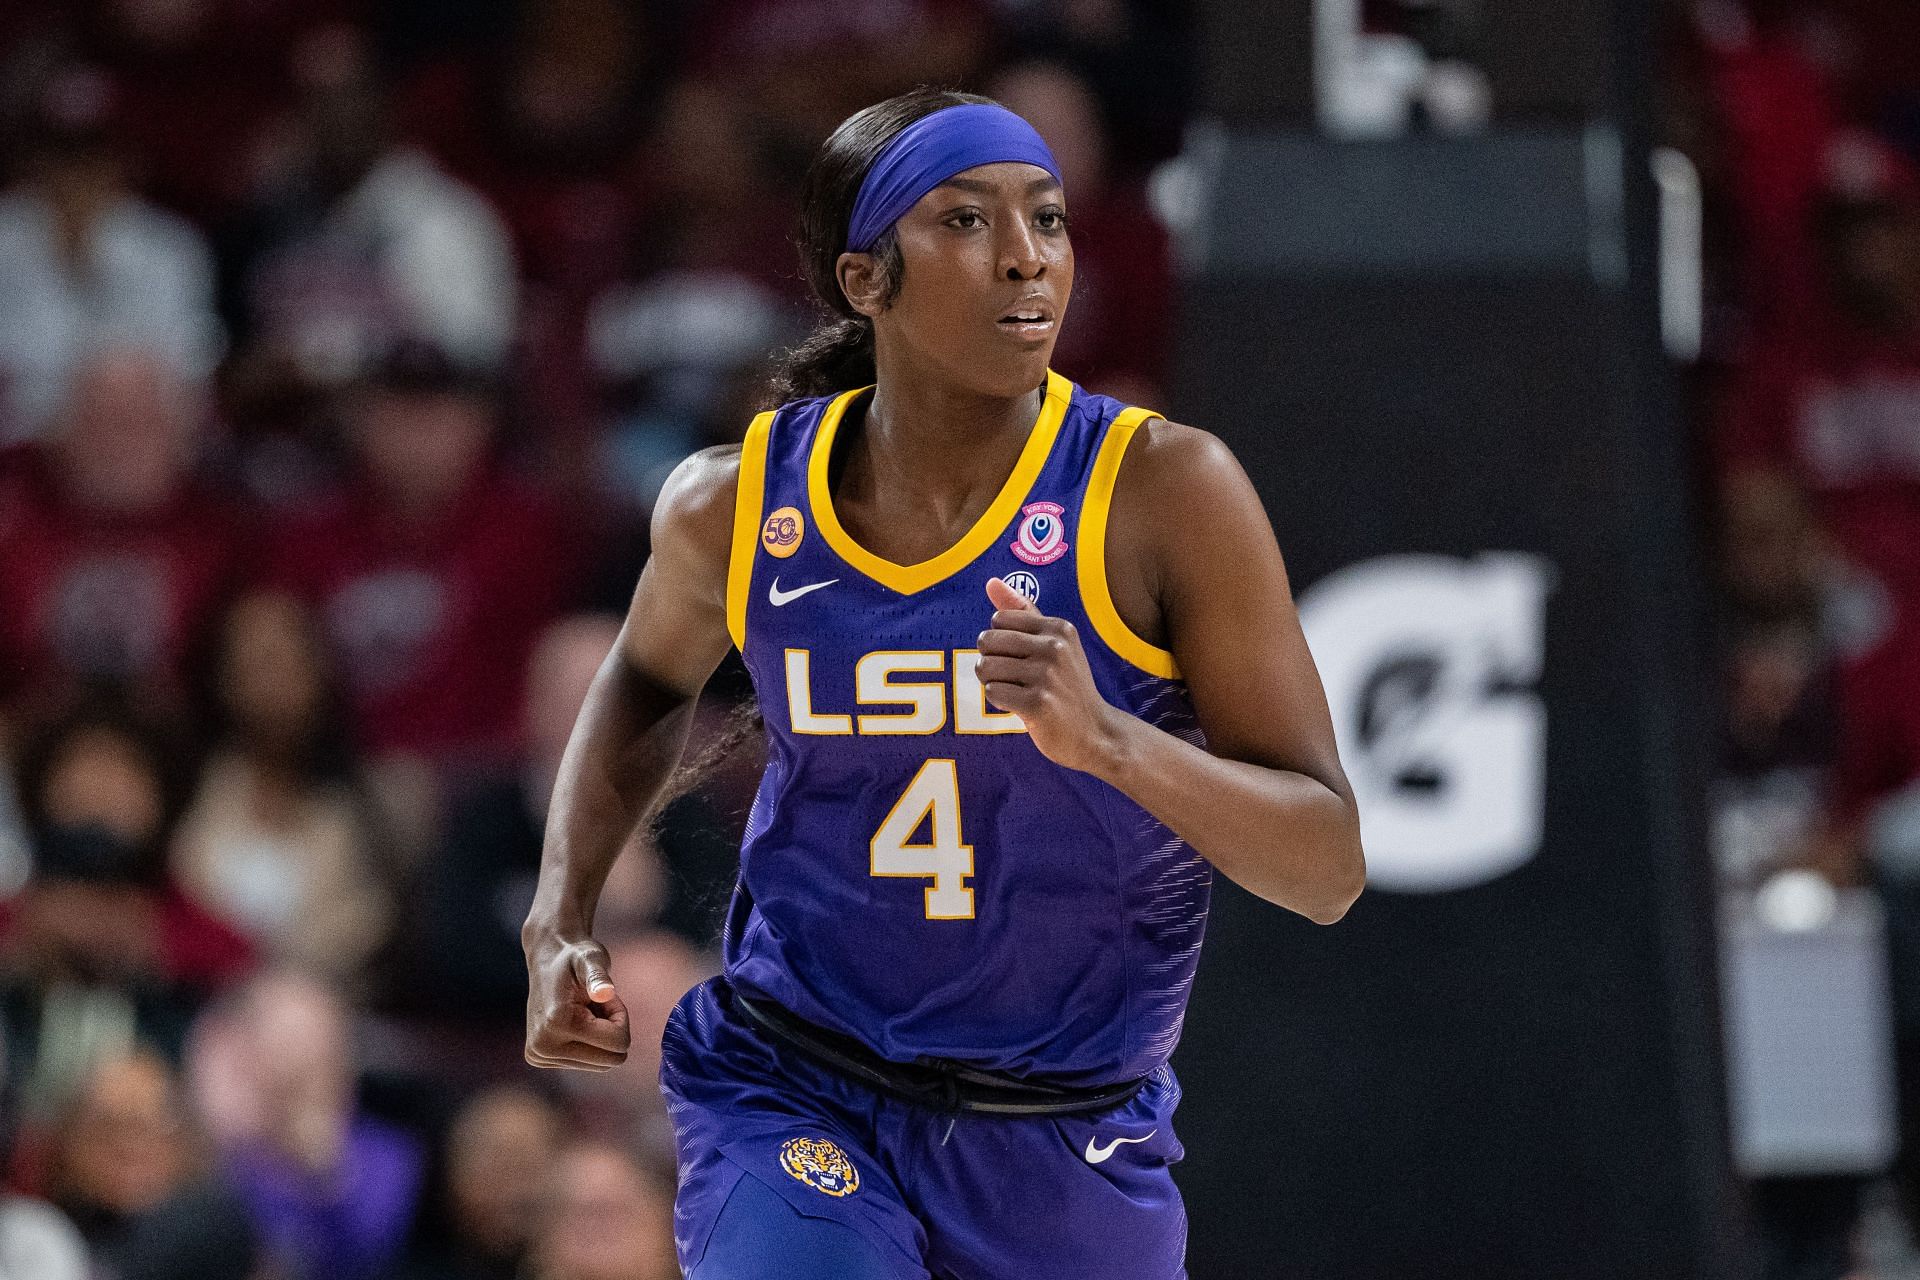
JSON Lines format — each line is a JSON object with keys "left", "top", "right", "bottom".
{"left": 768, "top": 226, "right": 901, "bottom": 405}
{"left": 644, "top": 696, "right": 765, "bottom": 829}
{"left": 768, "top": 317, "right": 877, "bottom": 404}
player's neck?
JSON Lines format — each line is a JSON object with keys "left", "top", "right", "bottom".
{"left": 859, "top": 364, "right": 1045, "bottom": 509}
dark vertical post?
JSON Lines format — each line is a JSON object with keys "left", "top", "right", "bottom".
{"left": 1166, "top": 2, "right": 1753, "bottom": 1276}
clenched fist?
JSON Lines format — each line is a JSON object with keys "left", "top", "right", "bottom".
{"left": 976, "top": 577, "right": 1129, "bottom": 776}
{"left": 523, "top": 931, "right": 631, "bottom": 1072}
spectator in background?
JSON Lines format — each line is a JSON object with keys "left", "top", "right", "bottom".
{"left": 187, "top": 969, "right": 425, "bottom": 1280}
{"left": 397, "top": 1085, "right": 568, "bottom": 1280}
{"left": 1705, "top": 465, "right": 1863, "bottom": 1280}
{"left": 0, "top": 705, "right": 252, "bottom": 1119}
{"left": 42, "top": 1050, "right": 190, "bottom": 1244}
{"left": 171, "top": 590, "right": 396, "bottom": 990}
{"left": 524, "top": 1140, "right": 677, "bottom": 1280}
{"left": 400, "top": 0, "right": 656, "bottom": 461}
{"left": 402, "top": 0, "right": 651, "bottom": 277}
{"left": 1712, "top": 469, "right": 1850, "bottom": 885}
{"left": 1719, "top": 467, "right": 1838, "bottom": 630}
{"left": 413, "top": 614, "right": 662, "bottom": 1025}
{"left": 579, "top": 77, "right": 801, "bottom": 513}
{"left": 263, "top": 339, "right": 576, "bottom": 766}
{"left": 0, "top": 346, "right": 245, "bottom": 727}
{"left": 0, "top": 0, "right": 355, "bottom": 227}
{"left": 38, "top": 1048, "right": 258, "bottom": 1280}
{"left": 0, "top": 67, "right": 223, "bottom": 443}
{"left": 622, "top": 77, "right": 797, "bottom": 293}
{"left": 228, "top": 26, "right": 517, "bottom": 406}
{"left": 1717, "top": 133, "right": 1920, "bottom": 619}
{"left": 987, "top": 58, "right": 1174, "bottom": 406}
{"left": 1739, "top": 152, "right": 1920, "bottom": 1238}
{"left": 587, "top": 262, "right": 793, "bottom": 512}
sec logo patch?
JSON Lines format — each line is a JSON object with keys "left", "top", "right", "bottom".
{"left": 762, "top": 506, "right": 804, "bottom": 558}
{"left": 779, "top": 1136, "right": 860, "bottom": 1197}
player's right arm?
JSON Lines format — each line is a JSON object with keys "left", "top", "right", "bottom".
{"left": 522, "top": 443, "right": 741, "bottom": 1071}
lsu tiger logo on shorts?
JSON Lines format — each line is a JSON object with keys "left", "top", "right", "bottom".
{"left": 778, "top": 1136, "right": 860, "bottom": 1197}
{"left": 1011, "top": 500, "right": 1068, "bottom": 565}
{"left": 762, "top": 506, "right": 804, "bottom": 558}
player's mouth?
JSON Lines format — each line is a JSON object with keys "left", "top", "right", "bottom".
{"left": 996, "top": 296, "right": 1057, "bottom": 341}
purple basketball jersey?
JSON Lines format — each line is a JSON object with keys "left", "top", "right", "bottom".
{"left": 722, "top": 369, "right": 1211, "bottom": 1088}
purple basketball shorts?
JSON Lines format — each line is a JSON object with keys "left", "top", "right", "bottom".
{"left": 659, "top": 976, "right": 1190, "bottom": 1279}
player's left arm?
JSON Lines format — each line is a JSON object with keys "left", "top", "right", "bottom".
{"left": 978, "top": 419, "right": 1364, "bottom": 923}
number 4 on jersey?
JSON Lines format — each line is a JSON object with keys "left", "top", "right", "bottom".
{"left": 870, "top": 758, "right": 974, "bottom": 919}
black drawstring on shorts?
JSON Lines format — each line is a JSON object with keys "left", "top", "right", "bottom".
{"left": 732, "top": 989, "right": 1150, "bottom": 1118}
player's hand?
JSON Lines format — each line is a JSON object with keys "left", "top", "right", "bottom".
{"left": 523, "top": 930, "right": 631, "bottom": 1072}
{"left": 978, "top": 577, "right": 1129, "bottom": 776}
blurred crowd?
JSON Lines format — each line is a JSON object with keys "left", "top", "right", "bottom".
{"left": 1672, "top": 0, "right": 1920, "bottom": 1275}
{"left": 0, "top": 0, "right": 1191, "bottom": 1276}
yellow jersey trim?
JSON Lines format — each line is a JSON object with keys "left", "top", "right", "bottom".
{"left": 1078, "top": 407, "right": 1181, "bottom": 679}
{"left": 726, "top": 410, "right": 775, "bottom": 652}
{"left": 807, "top": 369, "right": 1073, "bottom": 596}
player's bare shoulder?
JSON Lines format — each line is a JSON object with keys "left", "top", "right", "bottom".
{"left": 647, "top": 442, "right": 747, "bottom": 605}
{"left": 611, "top": 441, "right": 748, "bottom": 695}
{"left": 1106, "top": 417, "right": 1261, "bottom": 600}
{"left": 1116, "top": 416, "right": 1246, "bottom": 509}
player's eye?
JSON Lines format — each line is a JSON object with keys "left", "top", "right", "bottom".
{"left": 947, "top": 210, "right": 986, "bottom": 230}
{"left": 1037, "top": 207, "right": 1069, "bottom": 231}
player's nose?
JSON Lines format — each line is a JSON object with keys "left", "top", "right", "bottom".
{"left": 999, "top": 220, "right": 1046, "bottom": 281}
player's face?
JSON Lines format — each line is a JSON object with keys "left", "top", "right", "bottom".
{"left": 877, "top": 160, "right": 1073, "bottom": 397}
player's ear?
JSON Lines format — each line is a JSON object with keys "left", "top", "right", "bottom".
{"left": 837, "top": 251, "right": 888, "bottom": 319}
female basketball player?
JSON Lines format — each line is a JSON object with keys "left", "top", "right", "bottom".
{"left": 522, "top": 89, "right": 1365, "bottom": 1278}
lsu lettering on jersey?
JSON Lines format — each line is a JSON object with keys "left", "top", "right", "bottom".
{"left": 722, "top": 369, "right": 1211, "bottom": 1088}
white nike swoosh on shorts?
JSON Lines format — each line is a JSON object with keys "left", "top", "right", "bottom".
{"left": 769, "top": 577, "right": 838, "bottom": 606}
{"left": 1084, "top": 1131, "right": 1156, "bottom": 1164}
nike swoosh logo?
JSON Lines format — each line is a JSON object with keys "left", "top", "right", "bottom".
{"left": 1084, "top": 1131, "right": 1156, "bottom": 1164}
{"left": 769, "top": 577, "right": 838, "bottom": 606}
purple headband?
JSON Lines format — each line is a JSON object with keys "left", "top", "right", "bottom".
{"left": 845, "top": 103, "right": 1063, "bottom": 253}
